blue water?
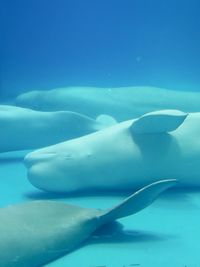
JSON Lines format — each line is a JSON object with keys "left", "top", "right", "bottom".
{"left": 1, "top": 1, "right": 200, "bottom": 266}
{"left": 1, "top": 0, "right": 200, "bottom": 99}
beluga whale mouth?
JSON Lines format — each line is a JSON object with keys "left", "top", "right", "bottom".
{"left": 24, "top": 143, "right": 81, "bottom": 192}
{"left": 24, "top": 152, "right": 57, "bottom": 168}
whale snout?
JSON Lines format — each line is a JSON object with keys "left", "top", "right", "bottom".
{"left": 24, "top": 151, "right": 61, "bottom": 192}
{"left": 24, "top": 152, "right": 56, "bottom": 168}
{"left": 24, "top": 149, "right": 86, "bottom": 193}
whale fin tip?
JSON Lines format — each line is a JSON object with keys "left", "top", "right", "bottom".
{"left": 99, "top": 179, "right": 177, "bottom": 224}
{"left": 131, "top": 109, "right": 188, "bottom": 134}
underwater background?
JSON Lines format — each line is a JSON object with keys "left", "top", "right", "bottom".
{"left": 1, "top": 0, "right": 200, "bottom": 98}
{"left": 1, "top": 1, "right": 200, "bottom": 267}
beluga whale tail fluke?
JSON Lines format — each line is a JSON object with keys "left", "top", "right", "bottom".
{"left": 0, "top": 179, "right": 176, "bottom": 267}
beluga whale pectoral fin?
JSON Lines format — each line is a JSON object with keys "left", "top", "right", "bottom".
{"left": 131, "top": 109, "right": 188, "bottom": 134}
{"left": 98, "top": 179, "right": 177, "bottom": 224}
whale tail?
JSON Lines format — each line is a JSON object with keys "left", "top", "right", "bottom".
{"left": 98, "top": 179, "right": 177, "bottom": 225}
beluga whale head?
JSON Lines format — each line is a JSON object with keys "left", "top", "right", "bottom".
{"left": 24, "top": 109, "right": 190, "bottom": 193}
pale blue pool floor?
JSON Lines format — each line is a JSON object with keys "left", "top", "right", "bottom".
{"left": 0, "top": 155, "right": 200, "bottom": 267}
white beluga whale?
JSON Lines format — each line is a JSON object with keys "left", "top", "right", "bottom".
{"left": 24, "top": 109, "right": 197, "bottom": 193}
{"left": 15, "top": 86, "right": 200, "bottom": 121}
{"left": 0, "top": 180, "right": 175, "bottom": 267}
{"left": 0, "top": 105, "right": 116, "bottom": 153}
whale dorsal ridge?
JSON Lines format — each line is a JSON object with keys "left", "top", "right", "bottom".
{"left": 130, "top": 109, "right": 188, "bottom": 134}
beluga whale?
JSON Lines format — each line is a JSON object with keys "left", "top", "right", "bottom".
{"left": 24, "top": 109, "right": 197, "bottom": 193}
{"left": 0, "top": 105, "right": 116, "bottom": 153}
{"left": 0, "top": 179, "right": 175, "bottom": 267}
{"left": 15, "top": 86, "right": 200, "bottom": 121}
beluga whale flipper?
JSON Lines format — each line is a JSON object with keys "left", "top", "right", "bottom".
{"left": 25, "top": 109, "right": 187, "bottom": 193}
{"left": 0, "top": 179, "right": 176, "bottom": 267}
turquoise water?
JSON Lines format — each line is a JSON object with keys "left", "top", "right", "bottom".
{"left": 0, "top": 156, "right": 200, "bottom": 267}
{"left": 1, "top": 1, "right": 200, "bottom": 266}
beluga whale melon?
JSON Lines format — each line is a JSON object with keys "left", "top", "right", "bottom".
{"left": 15, "top": 86, "right": 200, "bottom": 121}
{"left": 0, "top": 105, "right": 116, "bottom": 153}
{"left": 0, "top": 179, "right": 175, "bottom": 267}
{"left": 24, "top": 109, "right": 193, "bottom": 193}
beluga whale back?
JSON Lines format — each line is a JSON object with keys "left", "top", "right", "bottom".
{"left": 15, "top": 86, "right": 200, "bottom": 121}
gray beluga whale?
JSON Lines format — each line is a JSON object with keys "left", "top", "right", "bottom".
{"left": 24, "top": 109, "right": 190, "bottom": 193}
{"left": 0, "top": 105, "right": 116, "bottom": 153}
{"left": 0, "top": 179, "right": 175, "bottom": 267}
{"left": 15, "top": 86, "right": 200, "bottom": 121}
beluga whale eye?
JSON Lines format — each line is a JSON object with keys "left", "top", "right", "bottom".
{"left": 60, "top": 153, "right": 73, "bottom": 160}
